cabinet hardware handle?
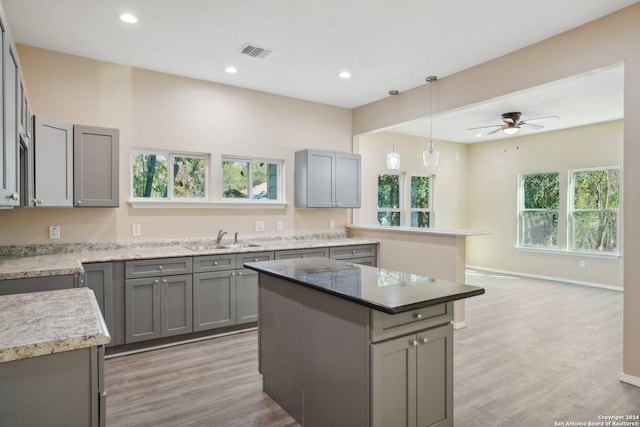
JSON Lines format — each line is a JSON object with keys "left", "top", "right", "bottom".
{"left": 158, "top": 265, "right": 163, "bottom": 270}
{"left": 254, "top": 258, "right": 258, "bottom": 262}
{"left": 7, "top": 193, "right": 18, "bottom": 200}
{"left": 162, "top": 279, "right": 167, "bottom": 283}
{"left": 238, "top": 272, "right": 242, "bottom": 276}
{"left": 352, "top": 250, "right": 356, "bottom": 254}
{"left": 302, "top": 254, "right": 306, "bottom": 258}
{"left": 420, "top": 337, "right": 428, "bottom": 344}
{"left": 409, "top": 339, "right": 418, "bottom": 347}
{"left": 77, "top": 200, "right": 82, "bottom": 205}
{"left": 231, "top": 272, "right": 235, "bottom": 276}
{"left": 413, "top": 313, "right": 423, "bottom": 320}
{"left": 154, "top": 279, "right": 159, "bottom": 284}
{"left": 213, "top": 262, "right": 218, "bottom": 266}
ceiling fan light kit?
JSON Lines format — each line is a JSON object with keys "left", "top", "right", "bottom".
{"left": 423, "top": 75, "right": 439, "bottom": 167}
{"left": 467, "top": 111, "right": 558, "bottom": 136}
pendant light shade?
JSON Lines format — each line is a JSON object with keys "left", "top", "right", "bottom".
{"left": 423, "top": 76, "right": 439, "bottom": 167}
{"left": 386, "top": 150, "right": 401, "bottom": 169}
{"left": 386, "top": 90, "right": 401, "bottom": 170}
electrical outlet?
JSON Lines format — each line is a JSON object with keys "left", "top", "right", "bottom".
{"left": 276, "top": 221, "right": 283, "bottom": 232}
{"left": 255, "top": 221, "right": 265, "bottom": 232}
{"left": 579, "top": 260, "right": 586, "bottom": 269}
{"left": 329, "top": 219, "right": 335, "bottom": 230}
{"left": 49, "top": 225, "right": 60, "bottom": 239}
{"left": 132, "top": 224, "right": 142, "bottom": 237}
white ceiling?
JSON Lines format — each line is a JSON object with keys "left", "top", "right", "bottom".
{"left": 1, "top": 0, "right": 637, "bottom": 111}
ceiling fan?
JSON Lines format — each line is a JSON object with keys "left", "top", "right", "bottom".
{"left": 467, "top": 112, "right": 559, "bottom": 135}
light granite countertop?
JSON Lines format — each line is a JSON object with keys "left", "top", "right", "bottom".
{"left": 0, "top": 287, "right": 111, "bottom": 363}
{"left": 0, "top": 235, "right": 379, "bottom": 280}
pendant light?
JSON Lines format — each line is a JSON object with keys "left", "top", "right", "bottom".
{"left": 386, "top": 90, "right": 401, "bottom": 170}
{"left": 423, "top": 76, "right": 439, "bottom": 167}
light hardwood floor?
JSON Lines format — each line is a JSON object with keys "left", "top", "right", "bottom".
{"left": 105, "top": 270, "right": 640, "bottom": 426}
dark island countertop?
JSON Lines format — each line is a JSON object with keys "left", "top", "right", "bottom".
{"left": 243, "top": 257, "right": 484, "bottom": 314}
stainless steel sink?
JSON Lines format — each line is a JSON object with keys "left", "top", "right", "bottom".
{"left": 182, "top": 242, "right": 262, "bottom": 252}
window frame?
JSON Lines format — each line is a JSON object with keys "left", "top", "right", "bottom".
{"left": 221, "top": 155, "right": 284, "bottom": 203}
{"left": 130, "top": 149, "right": 209, "bottom": 202}
{"left": 377, "top": 172, "right": 434, "bottom": 228}
{"left": 568, "top": 166, "right": 621, "bottom": 254}
{"left": 517, "top": 171, "right": 560, "bottom": 249}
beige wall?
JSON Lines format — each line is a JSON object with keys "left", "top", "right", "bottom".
{"left": 352, "top": 3, "right": 640, "bottom": 383}
{"left": 353, "top": 131, "right": 468, "bottom": 229}
{"left": 466, "top": 120, "right": 623, "bottom": 287}
{"left": 0, "top": 45, "right": 354, "bottom": 245}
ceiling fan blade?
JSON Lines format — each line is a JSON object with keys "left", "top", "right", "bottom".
{"left": 520, "top": 122, "right": 544, "bottom": 130}
{"left": 466, "top": 124, "right": 503, "bottom": 131}
{"left": 522, "top": 115, "right": 559, "bottom": 123}
{"left": 487, "top": 126, "right": 505, "bottom": 135}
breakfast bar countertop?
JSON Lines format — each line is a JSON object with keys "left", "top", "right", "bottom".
{"left": 0, "top": 287, "right": 111, "bottom": 363}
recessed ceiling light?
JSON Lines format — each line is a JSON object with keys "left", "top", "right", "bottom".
{"left": 338, "top": 71, "right": 351, "bottom": 79}
{"left": 118, "top": 13, "right": 138, "bottom": 24}
{"left": 225, "top": 66, "right": 238, "bottom": 74}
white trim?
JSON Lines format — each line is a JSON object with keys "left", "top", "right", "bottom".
{"left": 516, "top": 246, "right": 622, "bottom": 259}
{"left": 466, "top": 265, "right": 623, "bottom": 291}
{"left": 620, "top": 373, "right": 640, "bottom": 388}
{"left": 452, "top": 321, "right": 466, "bottom": 330}
{"left": 129, "top": 200, "right": 287, "bottom": 209}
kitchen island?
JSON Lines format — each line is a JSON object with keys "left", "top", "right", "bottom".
{"left": 244, "top": 257, "right": 484, "bottom": 427}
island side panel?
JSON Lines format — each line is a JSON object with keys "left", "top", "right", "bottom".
{"left": 302, "top": 284, "right": 370, "bottom": 427}
{"left": 259, "top": 274, "right": 305, "bottom": 424}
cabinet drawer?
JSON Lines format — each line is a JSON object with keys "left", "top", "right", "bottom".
{"left": 193, "top": 254, "right": 237, "bottom": 273}
{"left": 350, "top": 257, "right": 376, "bottom": 267}
{"left": 125, "top": 257, "right": 192, "bottom": 279}
{"left": 274, "top": 248, "right": 329, "bottom": 260}
{"left": 370, "top": 302, "right": 453, "bottom": 343}
{"left": 238, "top": 251, "right": 274, "bottom": 266}
{"left": 329, "top": 245, "right": 376, "bottom": 260}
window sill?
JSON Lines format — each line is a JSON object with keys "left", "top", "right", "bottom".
{"left": 515, "top": 246, "right": 621, "bottom": 259}
{"left": 128, "top": 200, "right": 287, "bottom": 209}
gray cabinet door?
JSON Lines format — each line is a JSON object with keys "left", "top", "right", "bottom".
{"left": 83, "top": 263, "right": 114, "bottom": 347}
{"left": 416, "top": 324, "right": 453, "bottom": 427}
{"left": 160, "top": 274, "right": 193, "bottom": 337}
{"left": 125, "top": 278, "right": 161, "bottom": 343}
{"left": 305, "top": 150, "right": 334, "bottom": 207}
{"left": 73, "top": 125, "right": 119, "bottom": 207}
{"left": 1, "top": 39, "right": 20, "bottom": 207}
{"left": 32, "top": 115, "right": 73, "bottom": 207}
{"left": 371, "top": 334, "right": 417, "bottom": 427}
{"left": 193, "top": 271, "right": 236, "bottom": 331}
{"left": 236, "top": 268, "right": 258, "bottom": 324}
{"left": 334, "top": 152, "right": 361, "bottom": 208}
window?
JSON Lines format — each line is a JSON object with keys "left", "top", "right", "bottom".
{"left": 222, "top": 157, "right": 282, "bottom": 201}
{"left": 377, "top": 173, "right": 401, "bottom": 226}
{"left": 570, "top": 167, "right": 620, "bottom": 253}
{"left": 519, "top": 172, "right": 560, "bottom": 248}
{"left": 131, "top": 150, "right": 208, "bottom": 200}
{"left": 377, "top": 173, "right": 432, "bottom": 227}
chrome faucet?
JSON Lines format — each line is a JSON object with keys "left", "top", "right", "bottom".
{"left": 216, "top": 229, "right": 227, "bottom": 244}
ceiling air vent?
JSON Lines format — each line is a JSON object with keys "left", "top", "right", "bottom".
{"left": 239, "top": 43, "right": 273, "bottom": 59}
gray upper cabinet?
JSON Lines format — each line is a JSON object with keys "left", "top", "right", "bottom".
{"left": 32, "top": 115, "right": 73, "bottom": 207}
{"left": 73, "top": 125, "right": 119, "bottom": 207}
{"left": 294, "top": 149, "right": 361, "bottom": 208}
{"left": 1, "top": 31, "right": 20, "bottom": 208}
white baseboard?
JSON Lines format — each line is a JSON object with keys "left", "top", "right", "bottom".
{"left": 452, "top": 321, "right": 466, "bottom": 330}
{"left": 465, "top": 265, "right": 623, "bottom": 292}
{"left": 620, "top": 373, "right": 640, "bottom": 388}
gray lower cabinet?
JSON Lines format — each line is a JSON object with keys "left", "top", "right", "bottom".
{"left": 0, "top": 274, "right": 78, "bottom": 296}
{"left": 83, "top": 263, "right": 115, "bottom": 347}
{"left": 193, "top": 271, "right": 236, "bottom": 331}
{"left": 125, "top": 274, "right": 193, "bottom": 343}
{"left": 329, "top": 244, "right": 377, "bottom": 267}
{"left": 236, "top": 268, "right": 259, "bottom": 324}
{"left": 0, "top": 345, "right": 105, "bottom": 427}
{"left": 73, "top": 125, "right": 119, "bottom": 207}
{"left": 274, "top": 247, "right": 329, "bottom": 260}
{"left": 371, "top": 324, "right": 453, "bottom": 427}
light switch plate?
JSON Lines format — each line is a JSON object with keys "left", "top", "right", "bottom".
{"left": 329, "top": 219, "right": 335, "bottom": 230}
{"left": 276, "top": 221, "right": 283, "bottom": 232}
{"left": 132, "top": 224, "right": 142, "bottom": 237}
{"left": 255, "top": 221, "right": 265, "bottom": 232}
{"left": 49, "top": 225, "right": 60, "bottom": 239}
